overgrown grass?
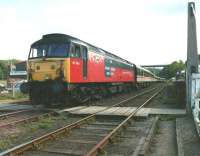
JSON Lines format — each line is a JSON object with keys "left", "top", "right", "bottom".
{"left": 0, "top": 134, "right": 18, "bottom": 152}
{"left": 0, "top": 80, "right": 6, "bottom": 85}
{"left": 159, "top": 115, "right": 176, "bottom": 121}
{"left": 0, "top": 112, "right": 73, "bottom": 151}
{"left": 22, "top": 114, "right": 69, "bottom": 136}
{"left": 0, "top": 116, "right": 56, "bottom": 151}
{"left": 0, "top": 92, "right": 28, "bottom": 100}
{"left": 24, "top": 117, "right": 55, "bottom": 133}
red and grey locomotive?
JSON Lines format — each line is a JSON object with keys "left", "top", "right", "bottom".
{"left": 21, "top": 33, "right": 157, "bottom": 104}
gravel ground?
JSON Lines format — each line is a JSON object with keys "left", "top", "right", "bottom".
{"left": 0, "top": 114, "right": 83, "bottom": 152}
{"left": 0, "top": 103, "right": 33, "bottom": 111}
{"left": 104, "top": 117, "right": 156, "bottom": 156}
{"left": 92, "top": 84, "right": 161, "bottom": 107}
{"left": 147, "top": 82, "right": 185, "bottom": 109}
{"left": 147, "top": 82, "right": 185, "bottom": 156}
{"left": 0, "top": 110, "right": 44, "bottom": 128}
{"left": 0, "top": 99, "right": 29, "bottom": 104}
{"left": 148, "top": 119, "right": 177, "bottom": 156}
{"left": 21, "top": 117, "right": 155, "bottom": 156}
{"left": 1, "top": 82, "right": 194, "bottom": 156}
{"left": 0, "top": 84, "right": 159, "bottom": 153}
{"left": 177, "top": 116, "right": 200, "bottom": 156}
{"left": 0, "top": 110, "right": 13, "bottom": 115}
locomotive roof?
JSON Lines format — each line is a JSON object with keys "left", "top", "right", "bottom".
{"left": 31, "top": 34, "right": 73, "bottom": 46}
{"left": 31, "top": 33, "right": 134, "bottom": 66}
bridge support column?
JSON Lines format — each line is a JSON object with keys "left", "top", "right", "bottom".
{"left": 186, "top": 2, "right": 199, "bottom": 114}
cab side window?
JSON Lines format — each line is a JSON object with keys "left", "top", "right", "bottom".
{"left": 70, "top": 44, "right": 81, "bottom": 58}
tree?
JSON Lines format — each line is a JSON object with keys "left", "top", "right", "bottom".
{"left": 0, "top": 59, "right": 20, "bottom": 80}
{"left": 0, "top": 61, "right": 8, "bottom": 80}
{"left": 159, "top": 60, "right": 185, "bottom": 79}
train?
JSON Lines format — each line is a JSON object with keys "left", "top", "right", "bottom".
{"left": 20, "top": 33, "right": 160, "bottom": 105}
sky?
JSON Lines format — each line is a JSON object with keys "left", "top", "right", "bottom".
{"left": 0, "top": 0, "right": 199, "bottom": 65}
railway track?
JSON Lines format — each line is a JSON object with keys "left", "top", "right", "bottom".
{"left": 0, "top": 85, "right": 164, "bottom": 156}
{"left": 0, "top": 86, "right": 156, "bottom": 132}
{"left": 0, "top": 109, "right": 56, "bottom": 132}
{"left": 93, "top": 84, "right": 162, "bottom": 108}
{"left": 0, "top": 110, "right": 30, "bottom": 119}
{"left": 0, "top": 103, "right": 32, "bottom": 112}
{"left": 0, "top": 99, "right": 29, "bottom": 105}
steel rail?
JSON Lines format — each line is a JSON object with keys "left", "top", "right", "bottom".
{"left": 0, "top": 111, "right": 55, "bottom": 129}
{"left": 109, "top": 87, "right": 157, "bottom": 107}
{"left": 0, "top": 86, "right": 159, "bottom": 156}
{"left": 0, "top": 99, "right": 29, "bottom": 105}
{"left": 86, "top": 87, "right": 164, "bottom": 156}
{"left": 0, "top": 110, "right": 31, "bottom": 119}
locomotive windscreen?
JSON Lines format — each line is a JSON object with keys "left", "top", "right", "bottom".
{"left": 29, "top": 43, "right": 70, "bottom": 58}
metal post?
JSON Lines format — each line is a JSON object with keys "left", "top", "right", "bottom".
{"left": 12, "top": 83, "right": 15, "bottom": 98}
{"left": 186, "top": 2, "right": 199, "bottom": 114}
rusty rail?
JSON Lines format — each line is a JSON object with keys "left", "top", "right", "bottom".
{"left": 86, "top": 87, "right": 164, "bottom": 156}
{"left": 0, "top": 111, "right": 55, "bottom": 129}
{"left": 0, "top": 110, "right": 31, "bottom": 119}
{"left": 0, "top": 87, "right": 161, "bottom": 156}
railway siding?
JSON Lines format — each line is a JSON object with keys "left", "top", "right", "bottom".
{"left": 0, "top": 103, "right": 33, "bottom": 111}
{"left": 0, "top": 83, "right": 188, "bottom": 156}
{"left": 0, "top": 86, "right": 158, "bottom": 153}
{"left": 104, "top": 117, "right": 159, "bottom": 156}
{"left": 0, "top": 86, "right": 163, "bottom": 156}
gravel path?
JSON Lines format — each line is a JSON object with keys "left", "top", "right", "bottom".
{"left": 177, "top": 116, "right": 200, "bottom": 156}
{"left": 148, "top": 119, "right": 177, "bottom": 156}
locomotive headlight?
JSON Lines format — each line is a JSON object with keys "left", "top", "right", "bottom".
{"left": 28, "top": 62, "right": 35, "bottom": 72}
{"left": 45, "top": 74, "right": 49, "bottom": 80}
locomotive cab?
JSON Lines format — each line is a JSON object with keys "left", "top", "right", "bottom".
{"left": 21, "top": 34, "right": 89, "bottom": 104}
{"left": 28, "top": 42, "right": 88, "bottom": 82}
{"left": 28, "top": 42, "right": 69, "bottom": 81}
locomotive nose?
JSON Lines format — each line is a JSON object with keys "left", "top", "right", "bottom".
{"left": 30, "top": 61, "right": 62, "bottom": 81}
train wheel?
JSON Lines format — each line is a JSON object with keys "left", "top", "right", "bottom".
{"left": 71, "top": 88, "right": 90, "bottom": 103}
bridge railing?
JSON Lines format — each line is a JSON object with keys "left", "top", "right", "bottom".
{"left": 191, "top": 73, "right": 200, "bottom": 135}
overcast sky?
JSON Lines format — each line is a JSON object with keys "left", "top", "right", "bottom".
{"left": 0, "top": 0, "right": 199, "bottom": 65}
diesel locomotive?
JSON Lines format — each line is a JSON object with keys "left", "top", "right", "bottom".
{"left": 21, "top": 33, "right": 159, "bottom": 104}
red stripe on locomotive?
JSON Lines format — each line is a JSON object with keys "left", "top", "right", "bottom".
{"left": 70, "top": 51, "right": 136, "bottom": 83}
